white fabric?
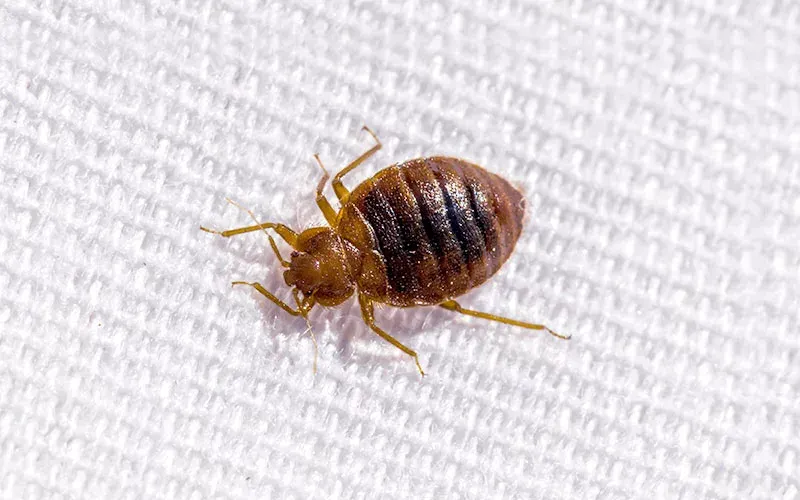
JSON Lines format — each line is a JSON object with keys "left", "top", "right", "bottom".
{"left": 1, "top": 1, "right": 798, "bottom": 498}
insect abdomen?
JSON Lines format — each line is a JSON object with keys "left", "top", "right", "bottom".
{"left": 338, "top": 157, "right": 525, "bottom": 306}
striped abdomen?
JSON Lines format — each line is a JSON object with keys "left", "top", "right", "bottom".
{"left": 337, "top": 157, "right": 525, "bottom": 307}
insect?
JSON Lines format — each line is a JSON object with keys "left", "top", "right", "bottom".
{"left": 201, "top": 127, "right": 569, "bottom": 376}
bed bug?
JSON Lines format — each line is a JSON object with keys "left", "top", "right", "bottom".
{"left": 201, "top": 127, "right": 569, "bottom": 376}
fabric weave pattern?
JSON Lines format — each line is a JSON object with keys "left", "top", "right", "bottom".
{"left": 0, "top": 1, "right": 798, "bottom": 499}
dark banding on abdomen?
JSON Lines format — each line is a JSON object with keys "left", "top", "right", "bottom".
{"left": 364, "top": 167, "right": 444, "bottom": 298}
{"left": 427, "top": 159, "right": 489, "bottom": 285}
{"left": 355, "top": 178, "right": 420, "bottom": 295}
{"left": 457, "top": 161, "right": 508, "bottom": 273}
{"left": 401, "top": 160, "right": 471, "bottom": 298}
{"left": 344, "top": 157, "right": 525, "bottom": 306}
{"left": 461, "top": 165, "right": 501, "bottom": 269}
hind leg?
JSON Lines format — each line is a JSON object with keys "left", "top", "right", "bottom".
{"left": 439, "top": 300, "right": 570, "bottom": 340}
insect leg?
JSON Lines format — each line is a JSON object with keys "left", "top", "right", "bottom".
{"left": 201, "top": 222, "right": 298, "bottom": 267}
{"left": 200, "top": 222, "right": 297, "bottom": 243}
{"left": 232, "top": 281, "right": 303, "bottom": 316}
{"left": 358, "top": 294, "right": 425, "bottom": 376}
{"left": 438, "top": 300, "right": 570, "bottom": 340}
{"left": 331, "top": 126, "right": 382, "bottom": 203}
{"left": 201, "top": 198, "right": 299, "bottom": 266}
{"left": 312, "top": 154, "right": 339, "bottom": 227}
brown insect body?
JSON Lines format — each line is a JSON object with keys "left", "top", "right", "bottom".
{"left": 328, "top": 157, "right": 525, "bottom": 307}
{"left": 203, "top": 128, "right": 565, "bottom": 376}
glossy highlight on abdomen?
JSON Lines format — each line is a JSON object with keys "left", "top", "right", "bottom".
{"left": 343, "top": 156, "right": 525, "bottom": 306}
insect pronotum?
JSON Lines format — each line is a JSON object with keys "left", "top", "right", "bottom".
{"left": 201, "top": 127, "right": 569, "bottom": 376}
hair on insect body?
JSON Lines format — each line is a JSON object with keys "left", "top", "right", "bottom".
{"left": 201, "top": 126, "right": 569, "bottom": 376}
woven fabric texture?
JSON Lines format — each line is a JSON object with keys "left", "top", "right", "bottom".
{"left": 1, "top": 1, "right": 799, "bottom": 499}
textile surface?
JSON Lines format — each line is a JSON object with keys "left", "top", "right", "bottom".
{"left": 1, "top": 0, "right": 798, "bottom": 498}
